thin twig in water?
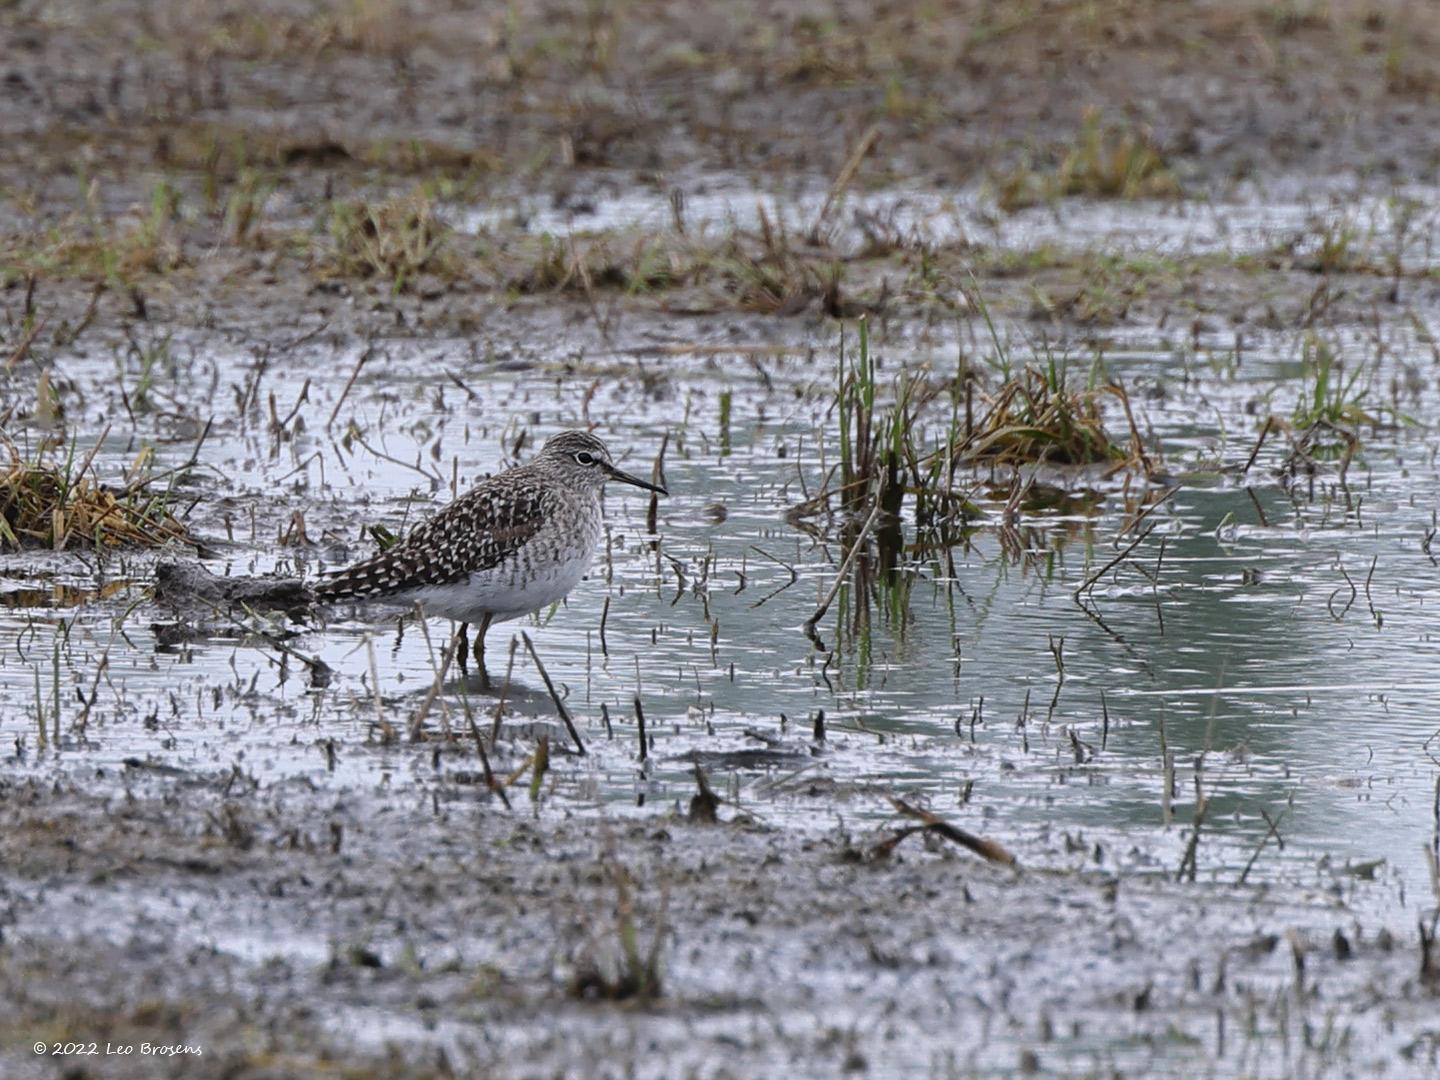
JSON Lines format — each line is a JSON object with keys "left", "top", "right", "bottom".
{"left": 1245, "top": 486, "right": 1269, "bottom": 528}
{"left": 1115, "top": 485, "right": 1179, "bottom": 542}
{"left": 5, "top": 315, "right": 47, "bottom": 371}
{"left": 749, "top": 545, "right": 798, "bottom": 608}
{"left": 410, "top": 620, "right": 458, "bottom": 740}
{"left": 1074, "top": 521, "right": 1158, "bottom": 603}
{"left": 58, "top": 284, "right": 105, "bottom": 347}
{"left": 647, "top": 431, "right": 668, "bottom": 538}
{"left": 809, "top": 124, "right": 881, "bottom": 241}
{"left": 366, "top": 635, "right": 385, "bottom": 733}
{"left": 1237, "top": 808, "right": 1287, "bottom": 885}
{"left": 468, "top": 711, "right": 511, "bottom": 810}
{"left": 1241, "top": 417, "right": 1274, "bottom": 474}
{"left": 1160, "top": 717, "right": 1173, "bottom": 827}
{"left": 1177, "top": 759, "right": 1212, "bottom": 883}
{"left": 521, "top": 631, "right": 586, "bottom": 755}
{"left": 634, "top": 694, "right": 648, "bottom": 764}
{"left": 1364, "top": 554, "right": 1381, "bottom": 627}
{"left": 328, "top": 346, "right": 372, "bottom": 428}
{"left": 1329, "top": 560, "right": 1358, "bottom": 621}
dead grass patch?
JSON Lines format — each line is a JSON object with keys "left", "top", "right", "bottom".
{"left": 320, "top": 194, "right": 457, "bottom": 289}
{"left": 993, "top": 110, "right": 1180, "bottom": 212}
{"left": 0, "top": 443, "right": 194, "bottom": 551}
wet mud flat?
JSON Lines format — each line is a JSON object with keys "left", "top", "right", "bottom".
{"left": 2, "top": 764, "right": 1437, "bottom": 1080}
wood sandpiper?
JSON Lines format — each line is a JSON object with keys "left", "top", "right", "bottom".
{"left": 315, "top": 430, "right": 666, "bottom": 687}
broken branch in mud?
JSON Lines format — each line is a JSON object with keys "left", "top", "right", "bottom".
{"left": 873, "top": 796, "right": 1017, "bottom": 866}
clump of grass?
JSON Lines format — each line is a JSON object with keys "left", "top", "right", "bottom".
{"left": 566, "top": 862, "right": 665, "bottom": 1003}
{"left": 1383, "top": 37, "right": 1440, "bottom": 97}
{"left": 955, "top": 292, "right": 1150, "bottom": 472}
{"left": 2, "top": 182, "right": 188, "bottom": 284}
{"left": 836, "top": 317, "right": 909, "bottom": 518}
{"left": 503, "top": 233, "right": 685, "bottom": 295}
{"left": 204, "top": 0, "right": 420, "bottom": 61}
{"left": 1270, "top": 335, "right": 1375, "bottom": 474}
{"left": 717, "top": 208, "right": 841, "bottom": 315}
{"left": 994, "top": 109, "right": 1180, "bottom": 212}
{"left": 1307, "top": 218, "right": 1363, "bottom": 274}
{"left": 0, "top": 441, "right": 193, "bottom": 551}
{"left": 222, "top": 169, "right": 275, "bottom": 247}
{"left": 792, "top": 318, "right": 969, "bottom": 534}
{"left": 493, "top": 223, "right": 849, "bottom": 316}
{"left": 322, "top": 194, "right": 455, "bottom": 290}
{"left": 955, "top": 362, "right": 1141, "bottom": 469}
{"left": 1292, "top": 335, "right": 1374, "bottom": 431}
{"left": 792, "top": 307, "right": 1154, "bottom": 531}
{"left": 1245, "top": 338, "right": 1393, "bottom": 479}
{"left": 719, "top": 246, "right": 835, "bottom": 314}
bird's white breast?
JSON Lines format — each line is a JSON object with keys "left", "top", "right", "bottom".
{"left": 408, "top": 502, "right": 602, "bottom": 625}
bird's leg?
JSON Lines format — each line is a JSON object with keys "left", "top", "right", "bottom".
{"left": 455, "top": 623, "right": 470, "bottom": 676}
{"left": 472, "top": 613, "right": 493, "bottom": 691}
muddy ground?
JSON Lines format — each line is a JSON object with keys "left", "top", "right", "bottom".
{"left": 3, "top": 771, "right": 1435, "bottom": 1079}
{"left": 4, "top": 1, "right": 1440, "bottom": 1077}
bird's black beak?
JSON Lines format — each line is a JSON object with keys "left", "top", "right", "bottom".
{"left": 605, "top": 463, "right": 668, "bottom": 496}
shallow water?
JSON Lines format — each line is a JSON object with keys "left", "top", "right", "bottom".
{"left": 460, "top": 170, "right": 1440, "bottom": 271}
{"left": 4, "top": 278, "right": 1439, "bottom": 938}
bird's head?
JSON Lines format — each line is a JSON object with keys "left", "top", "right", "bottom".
{"left": 538, "top": 430, "right": 668, "bottom": 495}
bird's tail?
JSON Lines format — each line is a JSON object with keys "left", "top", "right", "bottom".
{"left": 312, "top": 548, "right": 419, "bottom": 601}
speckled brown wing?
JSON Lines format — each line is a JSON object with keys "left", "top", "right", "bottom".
{"left": 314, "top": 470, "right": 547, "bottom": 601}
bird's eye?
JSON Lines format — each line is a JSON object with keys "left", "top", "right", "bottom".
{"left": 574, "top": 451, "right": 596, "bottom": 466}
